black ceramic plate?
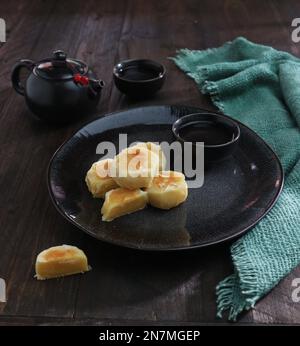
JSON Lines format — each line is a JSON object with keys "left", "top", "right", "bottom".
{"left": 48, "top": 105, "right": 283, "bottom": 251}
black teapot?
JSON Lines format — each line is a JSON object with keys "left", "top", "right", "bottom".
{"left": 11, "top": 50, "right": 105, "bottom": 124}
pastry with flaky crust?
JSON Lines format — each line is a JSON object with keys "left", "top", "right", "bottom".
{"left": 146, "top": 171, "right": 188, "bottom": 210}
{"left": 85, "top": 159, "right": 118, "bottom": 198}
{"left": 110, "top": 146, "right": 160, "bottom": 190}
{"left": 35, "top": 245, "right": 90, "bottom": 280}
{"left": 101, "top": 187, "right": 148, "bottom": 221}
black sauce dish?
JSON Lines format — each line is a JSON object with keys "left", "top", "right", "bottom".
{"left": 113, "top": 59, "right": 166, "bottom": 98}
{"left": 172, "top": 112, "right": 240, "bottom": 162}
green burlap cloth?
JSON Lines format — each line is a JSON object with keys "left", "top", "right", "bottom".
{"left": 172, "top": 37, "right": 300, "bottom": 320}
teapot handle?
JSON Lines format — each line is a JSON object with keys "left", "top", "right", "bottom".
{"left": 11, "top": 59, "right": 35, "bottom": 96}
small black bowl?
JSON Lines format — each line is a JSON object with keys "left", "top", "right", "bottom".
{"left": 172, "top": 112, "right": 240, "bottom": 162}
{"left": 113, "top": 59, "right": 166, "bottom": 98}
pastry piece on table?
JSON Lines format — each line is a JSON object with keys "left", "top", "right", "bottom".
{"left": 146, "top": 171, "right": 188, "bottom": 210}
{"left": 35, "top": 245, "right": 90, "bottom": 280}
{"left": 110, "top": 146, "right": 160, "bottom": 189}
{"left": 85, "top": 158, "right": 118, "bottom": 198}
{"left": 101, "top": 187, "right": 148, "bottom": 221}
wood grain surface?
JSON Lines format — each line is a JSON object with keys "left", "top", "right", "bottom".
{"left": 0, "top": 0, "right": 300, "bottom": 325}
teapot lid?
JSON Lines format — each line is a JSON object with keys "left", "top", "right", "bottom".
{"left": 35, "top": 50, "right": 88, "bottom": 80}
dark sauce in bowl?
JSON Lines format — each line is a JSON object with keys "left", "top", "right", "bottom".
{"left": 178, "top": 121, "right": 234, "bottom": 146}
{"left": 172, "top": 113, "right": 241, "bottom": 161}
{"left": 118, "top": 65, "right": 161, "bottom": 81}
{"left": 113, "top": 59, "right": 166, "bottom": 97}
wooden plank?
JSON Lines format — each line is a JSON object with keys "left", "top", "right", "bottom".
{"left": 0, "top": 0, "right": 127, "bottom": 319}
{"left": 0, "top": 0, "right": 299, "bottom": 324}
{"left": 77, "top": 0, "right": 236, "bottom": 323}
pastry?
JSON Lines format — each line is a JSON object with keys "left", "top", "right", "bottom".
{"left": 85, "top": 159, "right": 118, "bottom": 198}
{"left": 101, "top": 187, "right": 148, "bottom": 221}
{"left": 110, "top": 146, "right": 160, "bottom": 189}
{"left": 132, "top": 142, "right": 166, "bottom": 171}
{"left": 35, "top": 245, "right": 90, "bottom": 280}
{"left": 146, "top": 171, "right": 188, "bottom": 209}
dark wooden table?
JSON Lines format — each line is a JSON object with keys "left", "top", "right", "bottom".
{"left": 1, "top": 0, "right": 300, "bottom": 325}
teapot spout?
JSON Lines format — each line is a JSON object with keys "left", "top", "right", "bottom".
{"left": 88, "top": 79, "right": 105, "bottom": 98}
